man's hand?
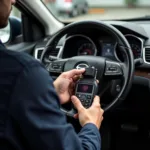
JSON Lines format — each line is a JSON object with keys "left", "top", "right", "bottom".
{"left": 72, "top": 96, "right": 104, "bottom": 129}
{"left": 54, "top": 69, "right": 85, "bottom": 104}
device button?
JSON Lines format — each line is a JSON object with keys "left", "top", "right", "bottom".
{"left": 81, "top": 94, "right": 87, "bottom": 100}
{"left": 76, "top": 94, "right": 81, "bottom": 98}
{"left": 85, "top": 99, "right": 90, "bottom": 103}
{"left": 84, "top": 103, "right": 89, "bottom": 108}
{"left": 87, "top": 95, "right": 91, "bottom": 99}
{"left": 80, "top": 99, "right": 84, "bottom": 103}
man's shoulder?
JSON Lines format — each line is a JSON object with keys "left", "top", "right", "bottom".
{"left": 0, "top": 48, "right": 44, "bottom": 70}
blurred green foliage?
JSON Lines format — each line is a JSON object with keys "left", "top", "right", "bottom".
{"left": 125, "top": 0, "right": 138, "bottom": 6}
{"left": 11, "top": 7, "right": 21, "bottom": 18}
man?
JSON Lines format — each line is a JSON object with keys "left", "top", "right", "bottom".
{"left": 0, "top": 0, "right": 104, "bottom": 150}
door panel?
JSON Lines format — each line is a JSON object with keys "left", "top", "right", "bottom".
{"left": 7, "top": 42, "right": 36, "bottom": 54}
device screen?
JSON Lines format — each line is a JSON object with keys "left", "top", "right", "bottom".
{"left": 77, "top": 84, "right": 93, "bottom": 93}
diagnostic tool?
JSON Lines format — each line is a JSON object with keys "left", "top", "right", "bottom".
{"left": 75, "top": 67, "right": 98, "bottom": 108}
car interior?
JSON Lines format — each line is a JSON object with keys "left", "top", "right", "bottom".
{"left": 2, "top": 0, "right": 150, "bottom": 150}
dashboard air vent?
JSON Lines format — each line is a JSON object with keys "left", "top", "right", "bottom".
{"left": 144, "top": 47, "right": 150, "bottom": 63}
{"left": 50, "top": 47, "right": 60, "bottom": 56}
{"left": 35, "top": 46, "right": 62, "bottom": 60}
{"left": 35, "top": 48, "right": 44, "bottom": 60}
{"left": 37, "top": 49, "right": 43, "bottom": 59}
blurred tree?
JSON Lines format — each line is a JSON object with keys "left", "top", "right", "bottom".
{"left": 125, "top": 0, "right": 138, "bottom": 7}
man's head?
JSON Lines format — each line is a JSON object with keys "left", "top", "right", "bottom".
{"left": 0, "top": 0, "right": 16, "bottom": 28}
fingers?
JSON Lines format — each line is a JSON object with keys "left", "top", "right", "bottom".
{"left": 100, "top": 109, "right": 104, "bottom": 115}
{"left": 92, "top": 96, "right": 104, "bottom": 111}
{"left": 96, "top": 80, "right": 99, "bottom": 84}
{"left": 63, "top": 69, "right": 85, "bottom": 78}
{"left": 73, "top": 75, "right": 82, "bottom": 82}
{"left": 71, "top": 96, "right": 84, "bottom": 112}
{"left": 101, "top": 116, "right": 104, "bottom": 121}
{"left": 73, "top": 114, "right": 79, "bottom": 119}
{"left": 69, "top": 82, "right": 75, "bottom": 95}
{"left": 92, "top": 96, "right": 100, "bottom": 107}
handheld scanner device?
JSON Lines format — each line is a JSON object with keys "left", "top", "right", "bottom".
{"left": 75, "top": 67, "right": 98, "bottom": 108}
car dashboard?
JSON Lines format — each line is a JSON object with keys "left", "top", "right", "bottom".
{"left": 61, "top": 33, "right": 143, "bottom": 61}
{"left": 34, "top": 21, "right": 147, "bottom": 63}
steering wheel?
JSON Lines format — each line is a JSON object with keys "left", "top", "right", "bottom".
{"left": 41, "top": 21, "right": 134, "bottom": 117}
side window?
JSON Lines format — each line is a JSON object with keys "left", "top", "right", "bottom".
{"left": 11, "top": 6, "right": 21, "bottom": 18}
{"left": 0, "top": 7, "right": 21, "bottom": 44}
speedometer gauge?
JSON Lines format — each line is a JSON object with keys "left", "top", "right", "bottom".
{"left": 78, "top": 43, "right": 96, "bottom": 56}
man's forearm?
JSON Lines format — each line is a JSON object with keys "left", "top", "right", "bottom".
{"left": 78, "top": 123, "right": 101, "bottom": 150}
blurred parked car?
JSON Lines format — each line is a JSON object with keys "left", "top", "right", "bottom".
{"left": 44, "top": 0, "right": 89, "bottom": 17}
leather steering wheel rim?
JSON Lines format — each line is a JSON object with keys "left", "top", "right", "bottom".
{"left": 41, "top": 20, "right": 134, "bottom": 113}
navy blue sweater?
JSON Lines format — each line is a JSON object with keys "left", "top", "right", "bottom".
{"left": 0, "top": 43, "right": 101, "bottom": 150}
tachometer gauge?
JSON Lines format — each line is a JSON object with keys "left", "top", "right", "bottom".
{"left": 131, "top": 43, "right": 141, "bottom": 59}
{"left": 78, "top": 43, "right": 96, "bottom": 56}
{"left": 125, "top": 35, "right": 142, "bottom": 59}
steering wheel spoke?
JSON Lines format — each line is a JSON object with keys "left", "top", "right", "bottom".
{"left": 46, "top": 59, "right": 68, "bottom": 73}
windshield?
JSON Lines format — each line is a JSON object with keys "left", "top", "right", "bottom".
{"left": 42, "top": 0, "right": 150, "bottom": 21}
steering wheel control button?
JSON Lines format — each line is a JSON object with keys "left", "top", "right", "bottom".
{"left": 105, "top": 60, "right": 123, "bottom": 78}
{"left": 109, "top": 66, "right": 117, "bottom": 71}
{"left": 116, "top": 84, "right": 121, "bottom": 92}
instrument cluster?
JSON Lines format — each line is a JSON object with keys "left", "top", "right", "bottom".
{"left": 62, "top": 34, "right": 143, "bottom": 61}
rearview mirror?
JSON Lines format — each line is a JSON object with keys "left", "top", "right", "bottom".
{"left": 0, "top": 22, "right": 11, "bottom": 43}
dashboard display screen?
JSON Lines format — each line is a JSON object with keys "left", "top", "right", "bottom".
{"left": 101, "top": 43, "right": 115, "bottom": 57}
{"left": 77, "top": 84, "right": 93, "bottom": 93}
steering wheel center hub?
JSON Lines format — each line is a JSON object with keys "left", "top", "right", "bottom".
{"left": 76, "top": 63, "right": 89, "bottom": 69}
{"left": 64, "top": 56, "right": 106, "bottom": 80}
